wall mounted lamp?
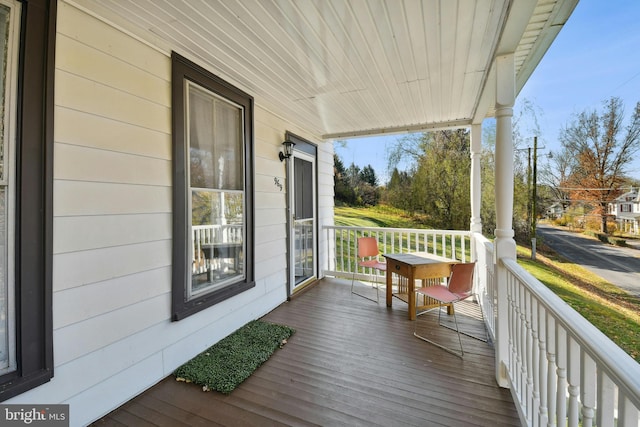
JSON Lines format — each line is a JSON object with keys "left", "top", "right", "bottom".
{"left": 279, "top": 139, "right": 296, "bottom": 161}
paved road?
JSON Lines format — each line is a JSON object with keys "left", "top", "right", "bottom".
{"left": 536, "top": 224, "right": 640, "bottom": 298}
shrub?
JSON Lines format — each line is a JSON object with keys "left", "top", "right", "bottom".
{"left": 553, "top": 216, "right": 568, "bottom": 226}
{"left": 608, "top": 237, "right": 627, "bottom": 247}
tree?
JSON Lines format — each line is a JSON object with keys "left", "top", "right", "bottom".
{"left": 359, "top": 165, "right": 378, "bottom": 186}
{"left": 540, "top": 148, "right": 572, "bottom": 212}
{"left": 558, "top": 97, "right": 640, "bottom": 233}
{"left": 333, "top": 154, "right": 380, "bottom": 206}
{"left": 382, "top": 168, "right": 411, "bottom": 210}
{"left": 480, "top": 125, "right": 496, "bottom": 237}
{"left": 386, "top": 129, "right": 471, "bottom": 229}
{"left": 333, "top": 154, "right": 356, "bottom": 205}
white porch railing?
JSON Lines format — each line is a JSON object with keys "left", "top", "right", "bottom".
{"left": 502, "top": 257, "right": 640, "bottom": 427}
{"left": 473, "top": 232, "right": 496, "bottom": 339}
{"left": 323, "top": 225, "right": 471, "bottom": 282}
{"left": 322, "top": 225, "right": 640, "bottom": 427}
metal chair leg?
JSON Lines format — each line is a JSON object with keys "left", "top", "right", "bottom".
{"left": 414, "top": 303, "right": 464, "bottom": 357}
{"left": 438, "top": 297, "right": 489, "bottom": 343}
{"left": 414, "top": 299, "right": 488, "bottom": 358}
{"left": 351, "top": 272, "right": 379, "bottom": 303}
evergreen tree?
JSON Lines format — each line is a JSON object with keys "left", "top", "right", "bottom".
{"left": 360, "top": 165, "right": 378, "bottom": 186}
{"left": 333, "top": 154, "right": 356, "bottom": 205}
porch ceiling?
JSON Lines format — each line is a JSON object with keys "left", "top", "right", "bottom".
{"left": 76, "top": 0, "right": 578, "bottom": 140}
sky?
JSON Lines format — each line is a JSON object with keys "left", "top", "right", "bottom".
{"left": 334, "top": 1, "right": 640, "bottom": 184}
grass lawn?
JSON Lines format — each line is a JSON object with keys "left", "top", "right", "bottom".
{"left": 335, "top": 205, "right": 640, "bottom": 362}
{"left": 334, "top": 205, "right": 430, "bottom": 228}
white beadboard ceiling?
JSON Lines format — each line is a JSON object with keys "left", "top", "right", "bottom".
{"left": 75, "top": 0, "right": 578, "bottom": 140}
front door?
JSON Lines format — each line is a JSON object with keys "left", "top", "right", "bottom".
{"left": 289, "top": 146, "right": 317, "bottom": 292}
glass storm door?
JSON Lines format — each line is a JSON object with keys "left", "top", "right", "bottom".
{"left": 290, "top": 151, "right": 316, "bottom": 290}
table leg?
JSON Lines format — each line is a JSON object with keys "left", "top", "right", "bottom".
{"left": 408, "top": 270, "right": 416, "bottom": 320}
{"left": 386, "top": 269, "right": 392, "bottom": 307}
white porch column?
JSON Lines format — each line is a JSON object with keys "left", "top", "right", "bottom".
{"left": 494, "top": 53, "right": 517, "bottom": 388}
{"left": 470, "top": 124, "right": 482, "bottom": 234}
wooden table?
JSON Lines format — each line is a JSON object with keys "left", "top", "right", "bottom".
{"left": 383, "top": 252, "right": 458, "bottom": 320}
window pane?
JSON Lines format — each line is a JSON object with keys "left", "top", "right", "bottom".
{"left": 0, "top": 3, "right": 10, "bottom": 372}
{"left": 188, "top": 84, "right": 243, "bottom": 190}
{"left": 191, "top": 190, "right": 244, "bottom": 296}
{"left": 0, "top": 4, "right": 9, "bottom": 182}
{"left": 0, "top": 187, "right": 7, "bottom": 370}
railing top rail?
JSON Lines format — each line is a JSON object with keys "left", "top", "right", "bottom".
{"left": 501, "top": 257, "right": 640, "bottom": 405}
{"left": 193, "top": 224, "right": 241, "bottom": 229}
{"left": 323, "top": 225, "right": 471, "bottom": 236}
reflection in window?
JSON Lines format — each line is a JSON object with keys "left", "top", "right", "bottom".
{"left": 187, "top": 82, "right": 245, "bottom": 299}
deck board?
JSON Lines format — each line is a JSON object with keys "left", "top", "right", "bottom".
{"left": 93, "top": 278, "right": 520, "bottom": 426}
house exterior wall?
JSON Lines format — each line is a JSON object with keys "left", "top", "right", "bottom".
{"left": 608, "top": 189, "right": 640, "bottom": 234}
{"left": 6, "top": 2, "right": 333, "bottom": 425}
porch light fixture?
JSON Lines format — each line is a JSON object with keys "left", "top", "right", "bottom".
{"left": 279, "top": 139, "right": 296, "bottom": 161}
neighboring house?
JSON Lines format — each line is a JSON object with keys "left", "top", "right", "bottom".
{"left": 0, "top": 1, "right": 583, "bottom": 426}
{"left": 609, "top": 188, "right": 640, "bottom": 234}
{"left": 546, "top": 202, "right": 564, "bottom": 219}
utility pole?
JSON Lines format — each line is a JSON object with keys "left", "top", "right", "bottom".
{"left": 526, "top": 146, "right": 532, "bottom": 241}
{"left": 531, "top": 136, "right": 538, "bottom": 260}
{"left": 516, "top": 137, "right": 547, "bottom": 260}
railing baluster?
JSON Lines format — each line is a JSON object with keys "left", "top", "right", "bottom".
{"left": 525, "top": 291, "right": 534, "bottom": 423}
{"left": 508, "top": 273, "right": 517, "bottom": 387}
{"left": 454, "top": 234, "right": 458, "bottom": 260}
{"left": 339, "top": 229, "right": 344, "bottom": 273}
{"left": 519, "top": 282, "right": 527, "bottom": 404}
{"left": 567, "top": 337, "right": 580, "bottom": 427}
{"left": 461, "top": 235, "right": 467, "bottom": 262}
{"left": 580, "top": 351, "right": 596, "bottom": 427}
{"left": 537, "top": 303, "right": 548, "bottom": 427}
{"left": 546, "top": 315, "right": 557, "bottom": 427}
{"left": 513, "top": 277, "right": 522, "bottom": 397}
{"left": 556, "top": 326, "right": 567, "bottom": 427}
{"left": 531, "top": 297, "right": 540, "bottom": 427}
{"left": 618, "top": 395, "right": 639, "bottom": 427}
{"left": 596, "top": 370, "right": 615, "bottom": 427}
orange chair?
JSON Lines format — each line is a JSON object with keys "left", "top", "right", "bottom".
{"left": 351, "top": 237, "right": 386, "bottom": 303}
{"left": 413, "top": 261, "right": 486, "bottom": 357}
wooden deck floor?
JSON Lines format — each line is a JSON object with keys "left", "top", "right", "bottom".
{"left": 93, "top": 278, "right": 520, "bottom": 426}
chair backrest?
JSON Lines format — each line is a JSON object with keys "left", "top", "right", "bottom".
{"left": 357, "top": 237, "right": 380, "bottom": 258}
{"left": 447, "top": 262, "right": 476, "bottom": 296}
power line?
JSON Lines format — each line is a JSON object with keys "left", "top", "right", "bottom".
{"left": 611, "top": 69, "right": 640, "bottom": 93}
{"left": 554, "top": 186, "right": 636, "bottom": 191}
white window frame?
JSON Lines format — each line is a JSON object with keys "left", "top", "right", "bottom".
{"left": 185, "top": 81, "right": 247, "bottom": 300}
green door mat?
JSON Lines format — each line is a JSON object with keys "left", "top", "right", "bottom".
{"left": 174, "top": 320, "right": 295, "bottom": 394}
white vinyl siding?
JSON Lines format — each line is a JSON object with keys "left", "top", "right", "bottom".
{"left": 7, "top": 3, "right": 335, "bottom": 426}
{"left": 51, "top": 0, "right": 173, "bottom": 381}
